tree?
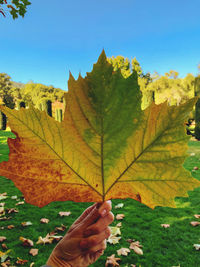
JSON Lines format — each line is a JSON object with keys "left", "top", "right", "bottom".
{"left": 0, "top": 0, "right": 31, "bottom": 19}
{"left": 0, "top": 73, "right": 15, "bottom": 109}
{"left": 107, "top": 56, "right": 131, "bottom": 78}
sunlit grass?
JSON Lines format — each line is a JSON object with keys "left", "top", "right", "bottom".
{"left": 0, "top": 131, "right": 200, "bottom": 266}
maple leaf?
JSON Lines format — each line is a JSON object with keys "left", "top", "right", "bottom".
{"left": 161, "top": 224, "right": 170, "bottom": 228}
{"left": 16, "top": 257, "right": 28, "bottom": 265}
{"left": 16, "top": 201, "right": 24, "bottom": 206}
{"left": 0, "top": 51, "right": 199, "bottom": 208}
{"left": 29, "top": 248, "right": 38, "bottom": 256}
{"left": 0, "top": 237, "right": 7, "bottom": 242}
{"left": 129, "top": 241, "right": 143, "bottom": 255}
{"left": 115, "top": 203, "right": 124, "bottom": 209}
{"left": 40, "top": 218, "right": 49, "bottom": 224}
{"left": 1, "top": 243, "right": 8, "bottom": 250}
{"left": 21, "top": 221, "right": 32, "bottom": 227}
{"left": 19, "top": 237, "right": 34, "bottom": 247}
{"left": 59, "top": 211, "right": 71, "bottom": 217}
{"left": 190, "top": 221, "right": 200, "bottom": 226}
{"left": 36, "top": 233, "right": 54, "bottom": 245}
{"left": 193, "top": 244, "right": 200, "bottom": 250}
{"left": 0, "top": 207, "right": 5, "bottom": 217}
{"left": 109, "top": 226, "right": 121, "bottom": 236}
{"left": 6, "top": 208, "right": 18, "bottom": 214}
{"left": 107, "top": 235, "right": 121, "bottom": 245}
{"left": 116, "top": 214, "right": 125, "bottom": 220}
{"left": 54, "top": 224, "right": 67, "bottom": 231}
{"left": 7, "top": 225, "right": 14, "bottom": 230}
{"left": 105, "top": 254, "right": 121, "bottom": 266}
{"left": 117, "top": 247, "right": 130, "bottom": 256}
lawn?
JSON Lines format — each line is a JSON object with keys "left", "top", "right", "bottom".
{"left": 0, "top": 130, "right": 200, "bottom": 267}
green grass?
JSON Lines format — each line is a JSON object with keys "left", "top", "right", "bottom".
{"left": 0, "top": 131, "right": 200, "bottom": 267}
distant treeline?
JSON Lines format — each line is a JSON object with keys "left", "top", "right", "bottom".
{"left": 0, "top": 56, "right": 200, "bottom": 138}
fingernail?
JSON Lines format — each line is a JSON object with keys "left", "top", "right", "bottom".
{"left": 100, "top": 209, "right": 107, "bottom": 217}
{"left": 80, "top": 240, "right": 88, "bottom": 248}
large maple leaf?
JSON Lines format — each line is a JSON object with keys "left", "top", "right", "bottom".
{"left": 0, "top": 51, "right": 199, "bottom": 208}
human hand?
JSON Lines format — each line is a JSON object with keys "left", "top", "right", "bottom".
{"left": 47, "top": 200, "right": 114, "bottom": 267}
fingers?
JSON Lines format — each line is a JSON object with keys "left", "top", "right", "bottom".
{"left": 80, "top": 227, "right": 110, "bottom": 251}
{"left": 73, "top": 203, "right": 98, "bottom": 225}
{"left": 81, "top": 200, "right": 112, "bottom": 228}
{"left": 98, "top": 200, "right": 112, "bottom": 217}
{"left": 83, "top": 211, "right": 114, "bottom": 237}
{"left": 88, "top": 239, "right": 107, "bottom": 254}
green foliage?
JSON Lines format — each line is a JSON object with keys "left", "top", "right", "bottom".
{"left": 194, "top": 76, "right": 200, "bottom": 140}
{"left": 0, "top": 73, "right": 15, "bottom": 109}
{"left": 146, "top": 73, "right": 195, "bottom": 106}
{"left": 107, "top": 56, "right": 131, "bottom": 78}
{"left": 0, "top": 0, "right": 31, "bottom": 19}
{"left": 131, "top": 57, "right": 143, "bottom": 76}
{"left": 55, "top": 108, "right": 63, "bottom": 122}
{"left": 21, "top": 82, "right": 65, "bottom": 108}
{"left": 0, "top": 111, "right": 7, "bottom": 130}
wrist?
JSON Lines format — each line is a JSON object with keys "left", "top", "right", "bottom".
{"left": 47, "top": 253, "right": 72, "bottom": 267}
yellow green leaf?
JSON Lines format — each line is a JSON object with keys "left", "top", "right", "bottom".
{"left": 0, "top": 50, "right": 199, "bottom": 208}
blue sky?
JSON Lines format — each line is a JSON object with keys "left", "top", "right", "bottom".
{"left": 0, "top": 0, "right": 200, "bottom": 91}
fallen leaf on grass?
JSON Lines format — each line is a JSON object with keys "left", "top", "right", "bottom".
{"left": 29, "top": 248, "right": 38, "bottom": 256}
{"left": 105, "top": 254, "right": 121, "bottom": 266}
{"left": 30, "top": 262, "right": 35, "bottom": 267}
{"left": 11, "top": 195, "right": 17, "bottom": 199}
{"left": 161, "top": 224, "right": 170, "bottom": 228}
{"left": 7, "top": 225, "right": 14, "bottom": 230}
{"left": 109, "top": 226, "right": 121, "bottom": 236}
{"left": 194, "top": 214, "right": 200, "bottom": 219}
{"left": 0, "top": 193, "right": 7, "bottom": 201}
{"left": 107, "top": 235, "right": 121, "bottom": 245}
{"left": 116, "top": 222, "right": 122, "bottom": 227}
{"left": 193, "top": 166, "right": 199, "bottom": 170}
{"left": 116, "top": 214, "right": 125, "bottom": 220}
{"left": 115, "top": 203, "right": 124, "bottom": 209}
{"left": 0, "top": 237, "right": 6, "bottom": 242}
{"left": 19, "top": 237, "right": 34, "bottom": 247}
{"left": 21, "top": 221, "right": 32, "bottom": 227}
{"left": 40, "top": 218, "right": 49, "bottom": 224}
{"left": 0, "top": 207, "right": 5, "bottom": 216}
{"left": 16, "top": 201, "right": 24, "bottom": 206}
{"left": 193, "top": 244, "right": 200, "bottom": 250}
{"left": 129, "top": 241, "right": 143, "bottom": 255}
{"left": 0, "top": 203, "right": 5, "bottom": 207}
{"left": 16, "top": 257, "right": 28, "bottom": 265}
{"left": 190, "top": 221, "right": 200, "bottom": 226}
{"left": 1, "top": 259, "right": 11, "bottom": 267}
{"left": 36, "top": 234, "right": 54, "bottom": 245}
{"left": 6, "top": 208, "right": 18, "bottom": 214}
{"left": 1, "top": 243, "right": 8, "bottom": 249}
{"left": 0, "top": 249, "right": 11, "bottom": 263}
{"left": 117, "top": 247, "right": 130, "bottom": 256}
{"left": 59, "top": 211, "right": 71, "bottom": 217}
{"left": 54, "top": 224, "right": 66, "bottom": 232}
